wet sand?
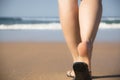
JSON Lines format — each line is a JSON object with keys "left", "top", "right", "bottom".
{"left": 0, "top": 42, "right": 120, "bottom": 80}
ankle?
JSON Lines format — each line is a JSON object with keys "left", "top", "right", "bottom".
{"left": 77, "top": 41, "right": 93, "bottom": 57}
{"left": 80, "top": 41, "right": 93, "bottom": 50}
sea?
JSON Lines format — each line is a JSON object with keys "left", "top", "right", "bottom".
{"left": 0, "top": 17, "right": 120, "bottom": 42}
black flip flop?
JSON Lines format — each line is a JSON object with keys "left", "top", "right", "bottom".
{"left": 73, "top": 62, "right": 92, "bottom": 80}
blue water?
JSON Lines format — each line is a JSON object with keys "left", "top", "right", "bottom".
{"left": 0, "top": 17, "right": 60, "bottom": 25}
{"left": 0, "top": 17, "right": 120, "bottom": 25}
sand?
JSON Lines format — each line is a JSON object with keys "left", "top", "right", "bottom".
{"left": 0, "top": 42, "right": 120, "bottom": 80}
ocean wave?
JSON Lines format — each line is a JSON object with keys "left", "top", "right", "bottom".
{"left": 0, "top": 23, "right": 120, "bottom": 30}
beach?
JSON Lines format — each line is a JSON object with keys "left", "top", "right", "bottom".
{"left": 0, "top": 17, "right": 120, "bottom": 80}
{"left": 0, "top": 42, "right": 120, "bottom": 80}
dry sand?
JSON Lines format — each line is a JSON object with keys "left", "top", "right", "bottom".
{"left": 0, "top": 42, "right": 120, "bottom": 80}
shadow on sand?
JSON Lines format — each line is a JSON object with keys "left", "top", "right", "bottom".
{"left": 92, "top": 74, "right": 120, "bottom": 79}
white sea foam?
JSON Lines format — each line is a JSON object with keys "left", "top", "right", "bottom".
{"left": 99, "top": 23, "right": 120, "bottom": 29}
{"left": 0, "top": 23, "right": 61, "bottom": 30}
{"left": 0, "top": 23, "right": 120, "bottom": 30}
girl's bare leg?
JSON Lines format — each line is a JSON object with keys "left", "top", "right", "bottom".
{"left": 78, "top": 0, "right": 102, "bottom": 70}
{"left": 58, "top": 0, "right": 80, "bottom": 62}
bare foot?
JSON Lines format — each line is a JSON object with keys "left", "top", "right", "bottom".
{"left": 77, "top": 42, "right": 92, "bottom": 70}
{"left": 67, "top": 42, "right": 92, "bottom": 78}
{"left": 66, "top": 70, "right": 75, "bottom": 78}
